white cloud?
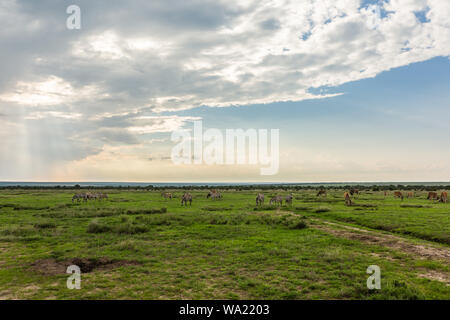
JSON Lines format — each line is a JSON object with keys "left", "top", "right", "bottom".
{"left": 2, "top": 0, "right": 449, "bottom": 112}
{"left": 1, "top": 0, "right": 450, "bottom": 180}
{"left": 128, "top": 115, "right": 202, "bottom": 134}
{"left": 0, "top": 76, "right": 102, "bottom": 107}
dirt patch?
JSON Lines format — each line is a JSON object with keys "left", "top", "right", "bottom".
{"left": 311, "top": 219, "right": 450, "bottom": 284}
{"left": 311, "top": 219, "right": 450, "bottom": 261}
{"left": 30, "top": 257, "right": 140, "bottom": 275}
{"left": 418, "top": 271, "right": 450, "bottom": 286}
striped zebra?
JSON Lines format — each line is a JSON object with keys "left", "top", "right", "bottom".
{"left": 98, "top": 192, "right": 108, "bottom": 200}
{"left": 161, "top": 192, "right": 173, "bottom": 200}
{"left": 256, "top": 193, "right": 265, "bottom": 206}
{"left": 72, "top": 193, "right": 83, "bottom": 203}
{"left": 207, "top": 191, "right": 222, "bottom": 200}
{"left": 181, "top": 193, "right": 193, "bottom": 206}
{"left": 284, "top": 194, "right": 293, "bottom": 206}
{"left": 269, "top": 195, "right": 283, "bottom": 206}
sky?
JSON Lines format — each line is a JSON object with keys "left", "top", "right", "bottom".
{"left": 0, "top": 0, "right": 449, "bottom": 182}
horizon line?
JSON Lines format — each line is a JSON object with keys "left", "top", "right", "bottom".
{"left": 1, "top": 181, "right": 450, "bottom": 184}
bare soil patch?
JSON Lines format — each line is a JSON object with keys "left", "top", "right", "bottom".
{"left": 311, "top": 220, "right": 450, "bottom": 261}
{"left": 418, "top": 271, "right": 450, "bottom": 286}
{"left": 30, "top": 257, "right": 140, "bottom": 275}
{"left": 311, "top": 219, "right": 450, "bottom": 284}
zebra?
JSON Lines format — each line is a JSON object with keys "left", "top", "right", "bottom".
{"left": 72, "top": 193, "right": 83, "bottom": 203}
{"left": 181, "top": 193, "right": 193, "bottom": 206}
{"left": 207, "top": 191, "right": 222, "bottom": 200}
{"left": 256, "top": 193, "right": 265, "bottom": 206}
{"left": 269, "top": 195, "right": 283, "bottom": 206}
{"left": 98, "top": 192, "right": 108, "bottom": 200}
{"left": 284, "top": 194, "right": 293, "bottom": 206}
{"left": 86, "top": 192, "right": 98, "bottom": 201}
{"left": 161, "top": 192, "right": 173, "bottom": 200}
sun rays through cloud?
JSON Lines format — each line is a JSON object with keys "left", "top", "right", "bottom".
{"left": 0, "top": 0, "right": 450, "bottom": 181}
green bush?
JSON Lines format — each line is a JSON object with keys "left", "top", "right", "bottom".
{"left": 34, "top": 221, "right": 56, "bottom": 229}
{"left": 114, "top": 223, "right": 148, "bottom": 234}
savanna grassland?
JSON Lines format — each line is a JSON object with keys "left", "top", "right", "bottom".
{"left": 0, "top": 188, "right": 448, "bottom": 300}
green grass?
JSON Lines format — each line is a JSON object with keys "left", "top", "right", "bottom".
{"left": 0, "top": 189, "right": 448, "bottom": 299}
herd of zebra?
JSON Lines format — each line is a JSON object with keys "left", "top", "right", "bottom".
{"left": 256, "top": 193, "right": 293, "bottom": 206}
{"left": 162, "top": 190, "right": 222, "bottom": 206}
{"left": 315, "top": 188, "right": 447, "bottom": 205}
{"left": 72, "top": 189, "right": 447, "bottom": 206}
{"left": 161, "top": 191, "right": 293, "bottom": 207}
{"left": 72, "top": 192, "right": 108, "bottom": 203}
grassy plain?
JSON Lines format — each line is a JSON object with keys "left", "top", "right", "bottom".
{"left": 0, "top": 189, "right": 448, "bottom": 299}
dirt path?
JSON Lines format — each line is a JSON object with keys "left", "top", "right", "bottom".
{"left": 309, "top": 217, "right": 450, "bottom": 285}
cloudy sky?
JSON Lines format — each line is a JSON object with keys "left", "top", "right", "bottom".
{"left": 0, "top": 0, "right": 449, "bottom": 182}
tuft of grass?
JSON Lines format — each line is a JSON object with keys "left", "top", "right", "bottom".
{"left": 87, "top": 219, "right": 111, "bottom": 234}
{"left": 114, "top": 223, "right": 148, "bottom": 234}
{"left": 34, "top": 221, "right": 56, "bottom": 229}
{"left": 1, "top": 226, "right": 37, "bottom": 237}
{"left": 314, "top": 207, "right": 331, "bottom": 213}
{"left": 126, "top": 208, "right": 167, "bottom": 215}
{"left": 295, "top": 206, "right": 312, "bottom": 211}
{"left": 253, "top": 205, "right": 278, "bottom": 211}
{"left": 288, "top": 220, "right": 308, "bottom": 229}
{"left": 202, "top": 206, "right": 232, "bottom": 211}
{"left": 400, "top": 204, "right": 430, "bottom": 208}
{"left": 352, "top": 203, "right": 378, "bottom": 208}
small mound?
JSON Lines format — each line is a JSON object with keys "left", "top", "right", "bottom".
{"left": 31, "top": 258, "right": 139, "bottom": 275}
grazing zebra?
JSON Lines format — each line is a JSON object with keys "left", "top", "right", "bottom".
{"left": 344, "top": 192, "right": 352, "bottom": 206}
{"left": 181, "top": 193, "right": 192, "bottom": 206}
{"left": 72, "top": 193, "right": 83, "bottom": 203}
{"left": 72, "top": 192, "right": 108, "bottom": 203}
{"left": 161, "top": 192, "right": 173, "bottom": 200}
{"left": 86, "top": 192, "right": 98, "bottom": 201}
{"left": 284, "top": 194, "right": 293, "bottom": 206}
{"left": 98, "top": 193, "right": 108, "bottom": 200}
{"left": 256, "top": 193, "right": 265, "bottom": 206}
{"left": 316, "top": 190, "right": 327, "bottom": 197}
{"left": 269, "top": 195, "right": 283, "bottom": 206}
{"left": 207, "top": 191, "right": 222, "bottom": 200}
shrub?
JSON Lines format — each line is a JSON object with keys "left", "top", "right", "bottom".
{"left": 288, "top": 220, "right": 308, "bottom": 229}
{"left": 114, "top": 223, "right": 148, "bottom": 234}
{"left": 34, "top": 221, "right": 56, "bottom": 229}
